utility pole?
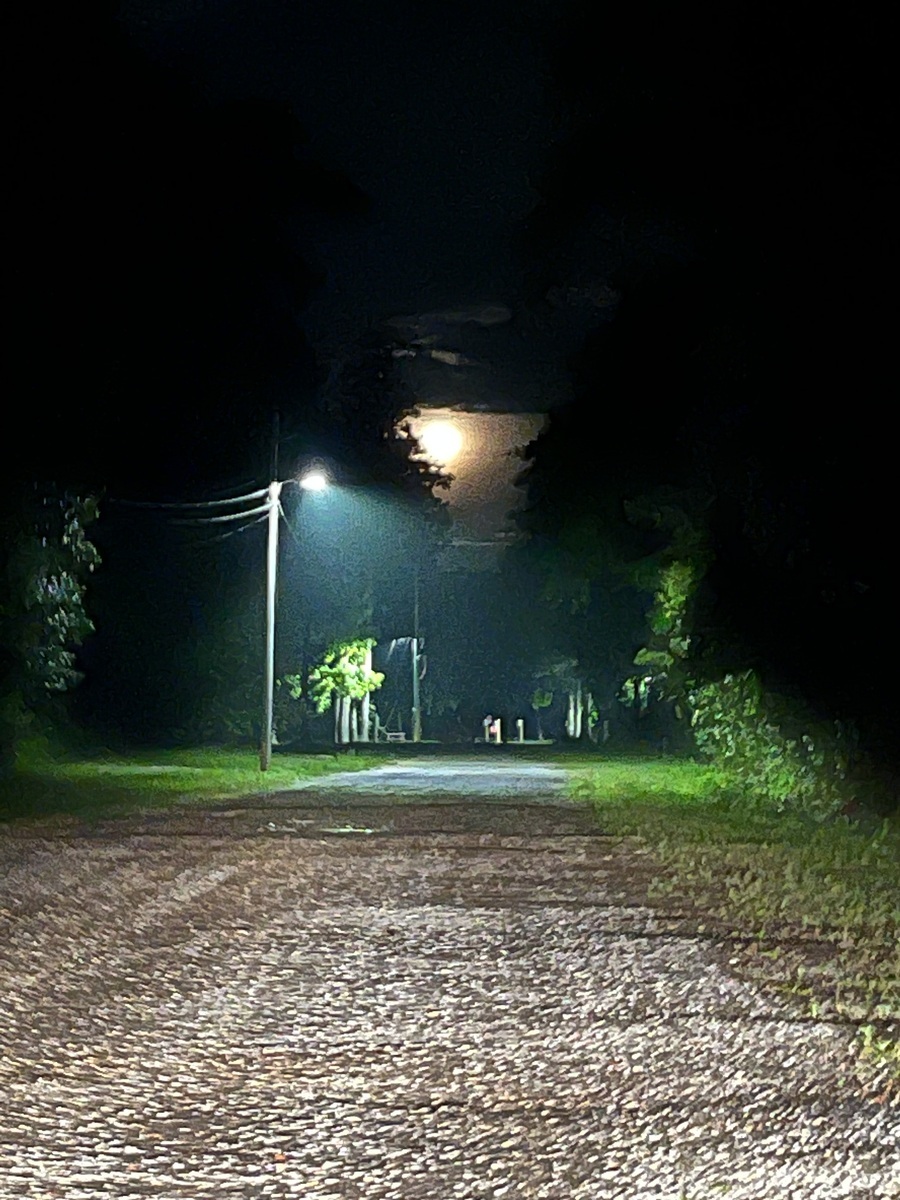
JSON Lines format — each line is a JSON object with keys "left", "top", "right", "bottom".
{"left": 411, "top": 566, "right": 422, "bottom": 742}
{"left": 260, "top": 410, "right": 281, "bottom": 773}
{"left": 260, "top": 478, "right": 283, "bottom": 772}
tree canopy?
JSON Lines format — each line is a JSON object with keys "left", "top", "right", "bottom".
{"left": 1, "top": 488, "right": 100, "bottom": 766}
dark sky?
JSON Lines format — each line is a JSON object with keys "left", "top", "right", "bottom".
{"left": 122, "top": 0, "right": 551, "bottom": 313}
{"left": 10, "top": 0, "right": 889, "bottom": 489}
{"left": 7, "top": 1, "right": 896, "bottom": 749}
{"left": 9, "top": 2, "right": 893, "bottom": 476}
{"left": 111, "top": 0, "right": 579, "bottom": 419}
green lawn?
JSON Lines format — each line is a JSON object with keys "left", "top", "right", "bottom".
{"left": 570, "top": 757, "right": 900, "bottom": 1091}
{"left": 0, "top": 743, "right": 379, "bottom": 823}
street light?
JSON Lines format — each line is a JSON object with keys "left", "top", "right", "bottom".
{"left": 260, "top": 468, "right": 328, "bottom": 772}
{"left": 300, "top": 471, "right": 328, "bottom": 492}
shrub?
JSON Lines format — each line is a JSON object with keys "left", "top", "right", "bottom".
{"left": 689, "top": 670, "right": 851, "bottom": 820}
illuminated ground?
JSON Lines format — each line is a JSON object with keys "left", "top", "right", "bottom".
{"left": 0, "top": 762, "right": 896, "bottom": 1198}
{"left": 286, "top": 757, "right": 573, "bottom": 802}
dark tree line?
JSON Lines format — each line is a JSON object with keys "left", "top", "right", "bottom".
{"left": 4, "top": 6, "right": 444, "bottom": 752}
{"left": 511, "top": 1, "right": 897, "bottom": 767}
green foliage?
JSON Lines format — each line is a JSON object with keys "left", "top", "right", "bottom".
{"left": 2, "top": 743, "right": 379, "bottom": 823}
{"left": 624, "top": 556, "right": 700, "bottom": 714}
{"left": 307, "top": 638, "right": 384, "bottom": 714}
{"left": 619, "top": 674, "right": 652, "bottom": 717}
{"left": 621, "top": 500, "right": 852, "bottom": 820}
{"left": 616, "top": 493, "right": 712, "bottom": 740}
{"left": 690, "top": 670, "right": 850, "bottom": 819}
{"left": 649, "top": 559, "right": 697, "bottom": 635}
{"left": 531, "top": 688, "right": 553, "bottom": 712}
{"left": 3, "top": 490, "right": 100, "bottom": 696}
{"left": 176, "top": 577, "right": 263, "bottom": 745}
{"left": 1, "top": 488, "right": 100, "bottom": 765}
{"left": 272, "top": 673, "right": 310, "bottom": 744}
{"left": 508, "top": 463, "right": 655, "bottom": 735}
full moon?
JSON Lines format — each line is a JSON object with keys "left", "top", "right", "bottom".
{"left": 418, "top": 419, "right": 463, "bottom": 464}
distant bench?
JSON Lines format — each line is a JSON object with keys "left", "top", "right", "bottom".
{"left": 383, "top": 731, "right": 407, "bottom": 743}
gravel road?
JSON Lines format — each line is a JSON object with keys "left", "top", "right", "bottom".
{"left": 0, "top": 759, "right": 897, "bottom": 1199}
{"left": 286, "top": 759, "right": 573, "bottom": 802}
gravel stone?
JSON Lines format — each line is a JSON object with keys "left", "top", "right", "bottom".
{"left": 0, "top": 773, "right": 897, "bottom": 1199}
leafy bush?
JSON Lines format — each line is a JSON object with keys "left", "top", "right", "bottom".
{"left": 689, "top": 670, "right": 851, "bottom": 819}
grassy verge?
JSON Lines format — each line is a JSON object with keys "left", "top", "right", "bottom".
{"left": 570, "top": 757, "right": 900, "bottom": 1096}
{"left": 0, "top": 743, "right": 380, "bottom": 824}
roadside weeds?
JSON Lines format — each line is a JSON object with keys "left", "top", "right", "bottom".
{"left": 570, "top": 758, "right": 900, "bottom": 1102}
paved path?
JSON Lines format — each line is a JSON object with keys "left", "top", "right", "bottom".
{"left": 0, "top": 760, "right": 896, "bottom": 1198}
{"left": 288, "top": 758, "right": 573, "bottom": 801}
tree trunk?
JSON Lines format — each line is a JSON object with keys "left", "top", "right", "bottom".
{"left": 336, "top": 695, "right": 351, "bottom": 744}
{"left": 585, "top": 690, "right": 596, "bottom": 742}
{"left": 566, "top": 692, "right": 575, "bottom": 739}
{"left": 359, "top": 648, "right": 372, "bottom": 742}
{"left": 574, "top": 680, "right": 583, "bottom": 740}
{"left": 350, "top": 700, "right": 360, "bottom": 743}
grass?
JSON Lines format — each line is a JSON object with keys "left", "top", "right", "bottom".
{"left": 0, "top": 742, "right": 380, "bottom": 824}
{"left": 569, "top": 756, "right": 900, "bottom": 1094}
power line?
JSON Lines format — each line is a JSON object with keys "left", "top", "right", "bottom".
{"left": 110, "top": 487, "right": 268, "bottom": 512}
{"left": 182, "top": 511, "right": 270, "bottom": 543}
{"left": 169, "top": 502, "right": 271, "bottom": 526}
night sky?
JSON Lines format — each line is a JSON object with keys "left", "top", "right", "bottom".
{"left": 122, "top": 0, "right": 555, "bottom": 364}
{"left": 6, "top": 2, "right": 896, "bottom": 750}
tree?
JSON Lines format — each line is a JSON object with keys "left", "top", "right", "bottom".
{"left": 306, "top": 638, "right": 384, "bottom": 744}
{"left": 518, "top": 1, "right": 897, "bottom": 772}
{"left": 313, "top": 333, "right": 450, "bottom": 503}
{"left": 1, "top": 487, "right": 100, "bottom": 766}
{"left": 508, "top": 447, "right": 654, "bottom": 748}
{"left": 530, "top": 687, "right": 552, "bottom": 742}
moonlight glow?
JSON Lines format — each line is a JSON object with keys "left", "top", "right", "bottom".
{"left": 418, "top": 420, "right": 463, "bottom": 464}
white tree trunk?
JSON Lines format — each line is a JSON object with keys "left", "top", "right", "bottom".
{"left": 566, "top": 692, "right": 575, "bottom": 739}
{"left": 338, "top": 695, "right": 351, "bottom": 744}
{"left": 359, "top": 647, "right": 372, "bottom": 742}
{"left": 574, "top": 680, "right": 583, "bottom": 740}
{"left": 533, "top": 709, "right": 543, "bottom": 741}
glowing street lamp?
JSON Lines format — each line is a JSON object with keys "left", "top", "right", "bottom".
{"left": 260, "top": 468, "right": 328, "bottom": 772}
{"left": 299, "top": 470, "right": 328, "bottom": 492}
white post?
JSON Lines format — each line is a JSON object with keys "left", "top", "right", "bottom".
{"left": 516, "top": 718, "right": 524, "bottom": 742}
{"left": 493, "top": 718, "right": 502, "bottom": 744}
{"left": 260, "top": 480, "right": 283, "bottom": 772}
{"left": 411, "top": 568, "right": 422, "bottom": 742}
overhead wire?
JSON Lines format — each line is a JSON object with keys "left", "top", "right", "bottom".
{"left": 184, "top": 511, "right": 271, "bottom": 543}
{"left": 107, "top": 486, "right": 274, "bottom": 543}
{"left": 169, "top": 502, "right": 271, "bottom": 525}
{"left": 110, "top": 486, "right": 268, "bottom": 511}
{"left": 276, "top": 497, "right": 305, "bottom": 552}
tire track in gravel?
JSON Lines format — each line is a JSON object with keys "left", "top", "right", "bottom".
{"left": 0, "top": 796, "right": 897, "bottom": 1200}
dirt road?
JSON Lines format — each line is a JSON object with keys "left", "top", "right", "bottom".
{"left": 0, "top": 759, "right": 896, "bottom": 1198}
